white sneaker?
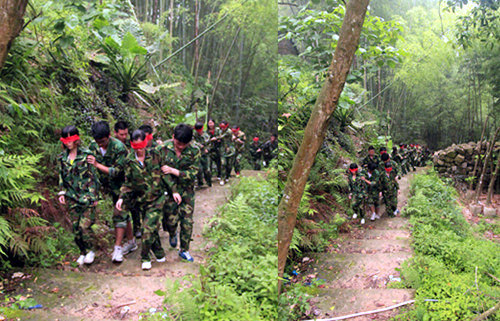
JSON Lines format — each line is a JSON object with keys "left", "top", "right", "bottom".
{"left": 394, "top": 209, "right": 400, "bottom": 216}
{"left": 360, "top": 218, "right": 365, "bottom": 225}
{"left": 370, "top": 213, "right": 377, "bottom": 221}
{"left": 76, "top": 255, "right": 85, "bottom": 266}
{"left": 142, "top": 261, "right": 152, "bottom": 270}
{"left": 83, "top": 251, "right": 95, "bottom": 264}
{"left": 352, "top": 213, "right": 357, "bottom": 219}
{"left": 112, "top": 246, "right": 123, "bottom": 262}
{"left": 375, "top": 214, "right": 381, "bottom": 219}
{"left": 156, "top": 257, "right": 166, "bottom": 263}
{"left": 220, "top": 180, "right": 225, "bottom": 186}
{"left": 122, "top": 240, "right": 138, "bottom": 255}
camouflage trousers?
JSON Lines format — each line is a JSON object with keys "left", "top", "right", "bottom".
{"left": 68, "top": 200, "right": 97, "bottom": 255}
{"left": 351, "top": 194, "right": 365, "bottom": 218}
{"left": 366, "top": 190, "right": 380, "bottom": 208}
{"left": 128, "top": 194, "right": 144, "bottom": 234}
{"left": 103, "top": 189, "right": 130, "bottom": 229}
{"left": 197, "top": 155, "right": 212, "bottom": 187}
{"left": 222, "top": 155, "right": 235, "bottom": 180}
{"left": 141, "top": 197, "right": 166, "bottom": 262}
{"left": 382, "top": 191, "right": 398, "bottom": 216}
{"left": 162, "top": 190, "right": 195, "bottom": 251}
{"left": 252, "top": 156, "right": 261, "bottom": 170}
{"left": 233, "top": 152, "right": 243, "bottom": 174}
{"left": 209, "top": 150, "right": 222, "bottom": 178}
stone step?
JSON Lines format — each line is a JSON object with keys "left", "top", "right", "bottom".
{"left": 334, "top": 238, "right": 411, "bottom": 254}
{"left": 311, "top": 288, "right": 415, "bottom": 320}
{"left": 308, "top": 252, "right": 412, "bottom": 289}
{"left": 341, "top": 228, "right": 411, "bottom": 240}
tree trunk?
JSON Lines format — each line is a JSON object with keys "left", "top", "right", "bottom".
{"left": 486, "top": 151, "right": 499, "bottom": 205}
{"left": 277, "top": 0, "right": 370, "bottom": 293}
{"left": 0, "top": 0, "right": 29, "bottom": 70}
{"left": 207, "top": 27, "right": 241, "bottom": 120}
{"left": 475, "top": 126, "right": 500, "bottom": 202}
{"left": 470, "top": 115, "right": 489, "bottom": 190}
{"left": 169, "top": 0, "right": 174, "bottom": 54}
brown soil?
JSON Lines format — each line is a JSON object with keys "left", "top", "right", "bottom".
{"left": 305, "top": 168, "right": 427, "bottom": 321}
{"left": 8, "top": 170, "right": 263, "bottom": 321}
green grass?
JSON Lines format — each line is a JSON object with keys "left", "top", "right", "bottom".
{"left": 395, "top": 170, "right": 500, "bottom": 321}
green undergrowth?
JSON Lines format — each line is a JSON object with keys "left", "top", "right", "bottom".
{"left": 395, "top": 170, "right": 500, "bottom": 321}
{"left": 145, "top": 173, "right": 278, "bottom": 320}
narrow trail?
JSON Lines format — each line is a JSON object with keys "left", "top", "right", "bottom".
{"left": 19, "top": 170, "right": 261, "bottom": 321}
{"left": 308, "top": 168, "right": 426, "bottom": 320}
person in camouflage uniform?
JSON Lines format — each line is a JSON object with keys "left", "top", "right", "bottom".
{"left": 114, "top": 120, "right": 130, "bottom": 150}
{"left": 231, "top": 125, "right": 246, "bottom": 177}
{"left": 193, "top": 122, "right": 212, "bottom": 187}
{"left": 361, "top": 146, "right": 380, "bottom": 169}
{"left": 139, "top": 124, "right": 159, "bottom": 149}
{"left": 380, "top": 161, "right": 399, "bottom": 217}
{"left": 87, "top": 121, "right": 134, "bottom": 263}
{"left": 380, "top": 152, "right": 401, "bottom": 177}
{"left": 392, "top": 147, "right": 406, "bottom": 176}
{"left": 58, "top": 125, "right": 99, "bottom": 266}
{"left": 249, "top": 137, "right": 262, "bottom": 170}
{"left": 160, "top": 124, "right": 201, "bottom": 262}
{"left": 347, "top": 163, "right": 368, "bottom": 225}
{"left": 116, "top": 129, "right": 180, "bottom": 270}
{"left": 262, "top": 134, "right": 277, "bottom": 167}
{"left": 207, "top": 118, "right": 222, "bottom": 179}
{"left": 218, "top": 120, "right": 234, "bottom": 185}
{"left": 400, "top": 144, "right": 411, "bottom": 175}
{"left": 364, "top": 162, "right": 381, "bottom": 221}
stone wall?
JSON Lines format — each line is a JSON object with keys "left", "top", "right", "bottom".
{"left": 433, "top": 141, "right": 500, "bottom": 186}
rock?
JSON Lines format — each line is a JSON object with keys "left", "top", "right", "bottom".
{"left": 470, "top": 204, "right": 483, "bottom": 216}
{"left": 451, "top": 166, "right": 458, "bottom": 172}
{"left": 454, "top": 154, "right": 465, "bottom": 165}
{"left": 446, "top": 150, "right": 457, "bottom": 159}
{"left": 437, "top": 159, "right": 445, "bottom": 166}
{"left": 461, "top": 162, "right": 468, "bottom": 169}
{"left": 484, "top": 207, "right": 497, "bottom": 218}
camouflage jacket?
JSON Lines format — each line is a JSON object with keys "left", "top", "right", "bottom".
{"left": 249, "top": 142, "right": 262, "bottom": 158}
{"left": 157, "top": 140, "right": 201, "bottom": 192}
{"left": 58, "top": 148, "right": 99, "bottom": 206}
{"left": 193, "top": 132, "right": 210, "bottom": 155}
{"left": 232, "top": 131, "right": 246, "bottom": 153}
{"left": 348, "top": 172, "right": 367, "bottom": 196}
{"left": 363, "top": 169, "right": 381, "bottom": 194}
{"left": 218, "top": 128, "right": 235, "bottom": 157}
{"left": 361, "top": 155, "right": 380, "bottom": 169}
{"left": 89, "top": 137, "right": 128, "bottom": 194}
{"left": 380, "top": 170, "right": 399, "bottom": 194}
{"left": 207, "top": 128, "right": 222, "bottom": 152}
{"left": 119, "top": 149, "right": 175, "bottom": 208}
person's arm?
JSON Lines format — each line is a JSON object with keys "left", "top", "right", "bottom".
{"left": 58, "top": 157, "right": 66, "bottom": 204}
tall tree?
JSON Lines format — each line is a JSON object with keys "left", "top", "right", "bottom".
{"left": 0, "top": 0, "right": 28, "bottom": 70}
{"left": 277, "top": 0, "right": 370, "bottom": 292}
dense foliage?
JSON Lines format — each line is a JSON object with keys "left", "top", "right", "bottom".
{"left": 147, "top": 174, "right": 277, "bottom": 320}
{"left": 397, "top": 170, "right": 499, "bottom": 320}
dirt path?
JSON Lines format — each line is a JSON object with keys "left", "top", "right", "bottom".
{"left": 14, "top": 170, "right": 262, "bottom": 321}
{"left": 307, "top": 168, "right": 426, "bottom": 320}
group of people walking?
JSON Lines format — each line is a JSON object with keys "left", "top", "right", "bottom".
{"left": 348, "top": 144, "right": 430, "bottom": 224}
{"left": 57, "top": 118, "right": 272, "bottom": 270}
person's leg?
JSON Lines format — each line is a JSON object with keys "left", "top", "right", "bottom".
{"left": 68, "top": 202, "right": 87, "bottom": 255}
{"left": 141, "top": 206, "right": 163, "bottom": 263}
{"left": 177, "top": 191, "right": 195, "bottom": 260}
{"left": 201, "top": 155, "right": 211, "bottom": 186}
